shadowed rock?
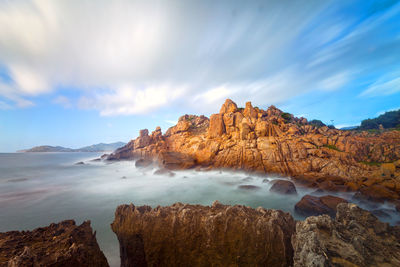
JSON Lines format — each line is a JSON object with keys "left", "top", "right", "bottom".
{"left": 295, "top": 194, "right": 348, "bottom": 217}
{"left": 0, "top": 220, "right": 109, "bottom": 266}
{"left": 292, "top": 203, "right": 400, "bottom": 267}
{"left": 112, "top": 201, "right": 296, "bottom": 267}
{"left": 270, "top": 180, "right": 297, "bottom": 195}
{"left": 135, "top": 158, "right": 153, "bottom": 168}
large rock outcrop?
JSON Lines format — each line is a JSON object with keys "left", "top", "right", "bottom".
{"left": 111, "top": 201, "right": 296, "bottom": 267}
{"left": 108, "top": 99, "right": 400, "bottom": 201}
{"left": 112, "top": 202, "right": 400, "bottom": 267}
{"left": 0, "top": 220, "right": 109, "bottom": 267}
{"left": 292, "top": 203, "right": 400, "bottom": 267}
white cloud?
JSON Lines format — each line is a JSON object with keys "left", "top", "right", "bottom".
{"left": 319, "top": 72, "right": 350, "bottom": 91}
{"left": 0, "top": 0, "right": 398, "bottom": 115}
{"left": 79, "top": 83, "right": 186, "bottom": 116}
{"left": 360, "top": 76, "right": 400, "bottom": 97}
{"left": 165, "top": 120, "right": 178, "bottom": 125}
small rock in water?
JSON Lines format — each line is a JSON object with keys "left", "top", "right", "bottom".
{"left": 121, "top": 176, "right": 127, "bottom": 179}
{"left": 75, "top": 161, "right": 85, "bottom": 165}
{"left": 270, "top": 180, "right": 297, "bottom": 195}
{"left": 90, "top": 158, "right": 101, "bottom": 162}
{"left": 295, "top": 194, "right": 348, "bottom": 217}
{"left": 241, "top": 177, "right": 253, "bottom": 182}
{"left": 238, "top": 185, "right": 261, "bottom": 191}
{"left": 135, "top": 158, "right": 153, "bottom": 168}
{"left": 154, "top": 168, "right": 175, "bottom": 177}
{"left": 262, "top": 178, "right": 270, "bottom": 183}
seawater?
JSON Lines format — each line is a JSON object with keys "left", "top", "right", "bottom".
{"left": 0, "top": 152, "right": 398, "bottom": 266}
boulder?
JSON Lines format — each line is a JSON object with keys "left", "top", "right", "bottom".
{"left": 135, "top": 158, "right": 153, "bottom": 168}
{"left": 208, "top": 114, "right": 226, "bottom": 138}
{"left": 112, "top": 202, "right": 296, "bottom": 267}
{"left": 292, "top": 203, "right": 400, "bottom": 267}
{"left": 355, "top": 184, "right": 399, "bottom": 202}
{"left": 294, "top": 194, "right": 347, "bottom": 217}
{"left": 270, "top": 180, "right": 297, "bottom": 195}
{"left": 0, "top": 220, "right": 109, "bottom": 266}
{"left": 158, "top": 151, "right": 196, "bottom": 170}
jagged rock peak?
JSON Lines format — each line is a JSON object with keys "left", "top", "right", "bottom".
{"left": 219, "top": 98, "right": 238, "bottom": 114}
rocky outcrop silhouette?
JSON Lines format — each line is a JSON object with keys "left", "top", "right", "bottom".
{"left": 112, "top": 202, "right": 400, "bottom": 267}
{"left": 108, "top": 99, "right": 400, "bottom": 202}
{"left": 0, "top": 220, "right": 109, "bottom": 267}
{"left": 112, "top": 201, "right": 296, "bottom": 267}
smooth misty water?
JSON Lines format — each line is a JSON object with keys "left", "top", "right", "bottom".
{"left": 0, "top": 153, "right": 399, "bottom": 266}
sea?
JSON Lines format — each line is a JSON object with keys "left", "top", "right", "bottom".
{"left": 0, "top": 152, "right": 399, "bottom": 266}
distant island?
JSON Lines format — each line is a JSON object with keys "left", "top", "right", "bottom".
{"left": 18, "top": 142, "right": 126, "bottom": 153}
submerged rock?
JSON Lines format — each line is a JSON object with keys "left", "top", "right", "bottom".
{"left": 238, "top": 184, "right": 261, "bottom": 190}
{"left": 295, "top": 194, "right": 348, "bottom": 217}
{"left": 292, "top": 203, "right": 400, "bottom": 267}
{"left": 134, "top": 158, "right": 153, "bottom": 168}
{"left": 270, "top": 180, "right": 297, "bottom": 195}
{"left": 0, "top": 220, "right": 109, "bottom": 266}
{"left": 111, "top": 201, "right": 296, "bottom": 267}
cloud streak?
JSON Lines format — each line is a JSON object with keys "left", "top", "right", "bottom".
{"left": 0, "top": 0, "right": 399, "bottom": 115}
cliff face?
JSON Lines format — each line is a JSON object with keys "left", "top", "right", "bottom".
{"left": 111, "top": 201, "right": 296, "bottom": 267}
{"left": 108, "top": 99, "right": 400, "bottom": 201}
{"left": 112, "top": 202, "right": 400, "bottom": 267}
{"left": 0, "top": 220, "right": 109, "bottom": 267}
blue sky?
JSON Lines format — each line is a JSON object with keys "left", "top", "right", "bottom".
{"left": 0, "top": 0, "right": 400, "bottom": 152}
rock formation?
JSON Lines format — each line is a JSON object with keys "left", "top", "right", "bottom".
{"left": 0, "top": 220, "right": 109, "bottom": 266}
{"left": 111, "top": 201, "right": 296, "bottom": 267}
{"left": 292, "top": 203, "right": 400, "bottom": 267}
{"left": 294, "top": 194, "right": 348, "bottom": 217}
{"left": 112, "top": 202, "right": 400, "bottom": 267}
{"left": 108, "top": 99, "right": 400, "bottom": 201}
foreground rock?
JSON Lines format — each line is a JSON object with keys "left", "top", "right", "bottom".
{"left": 270, "top": 180, "right": 297, "bottom": 195}
{"left": 295, "top": 194, "right": 348, "bottom": 217}
{"left": 107, "top": 99, "right": 400, "bottom": 201}
{"left": 292, "top": 203, "right": 400, "bottom": 267}
{"left": 112, "top": 201, "right": 296, "bottom": 267}
{"left": 0, "top": 220, "right": 109, "bottom": 266}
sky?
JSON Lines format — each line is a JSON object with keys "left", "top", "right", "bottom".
{"left": 0, "top": 0, "right": 400, "bottom": 152}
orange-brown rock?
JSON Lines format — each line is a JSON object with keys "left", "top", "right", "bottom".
{"left": 108, "top": 99, "right": 400, "bottom": 201}
{"left": 0, "top": 220, "right": 109, "bottom": 266}
{"left": 111, "top": 202, "right": 296, "bottom": 267}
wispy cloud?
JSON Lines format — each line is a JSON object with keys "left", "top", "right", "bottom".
{"left": 0, "top": 0, "right": 399, "bottom": 115}
{"left": 360, "top": 76, "right": 400, "bottom": 97}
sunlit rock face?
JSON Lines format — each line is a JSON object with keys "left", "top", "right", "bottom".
{"left": 112, "top": 201, "right": 296, "bottom": 267}
{"left": 108, "top": 99, "right": 400, "bottom": 202}
{"left": 0, "top": 220, "right": 109, "bottom": 267}
{"left": 292, "top": 203, "right": 400, "bottom": 267}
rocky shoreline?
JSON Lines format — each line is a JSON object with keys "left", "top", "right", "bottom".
{"left": 0, "top": 220, "right": 109, "bottom": 266}
{"left": 107, "top": 99, "right": 400, "bottom": 205}
{"left": 3, "top": 201, "right": 397, "bottom": 266}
